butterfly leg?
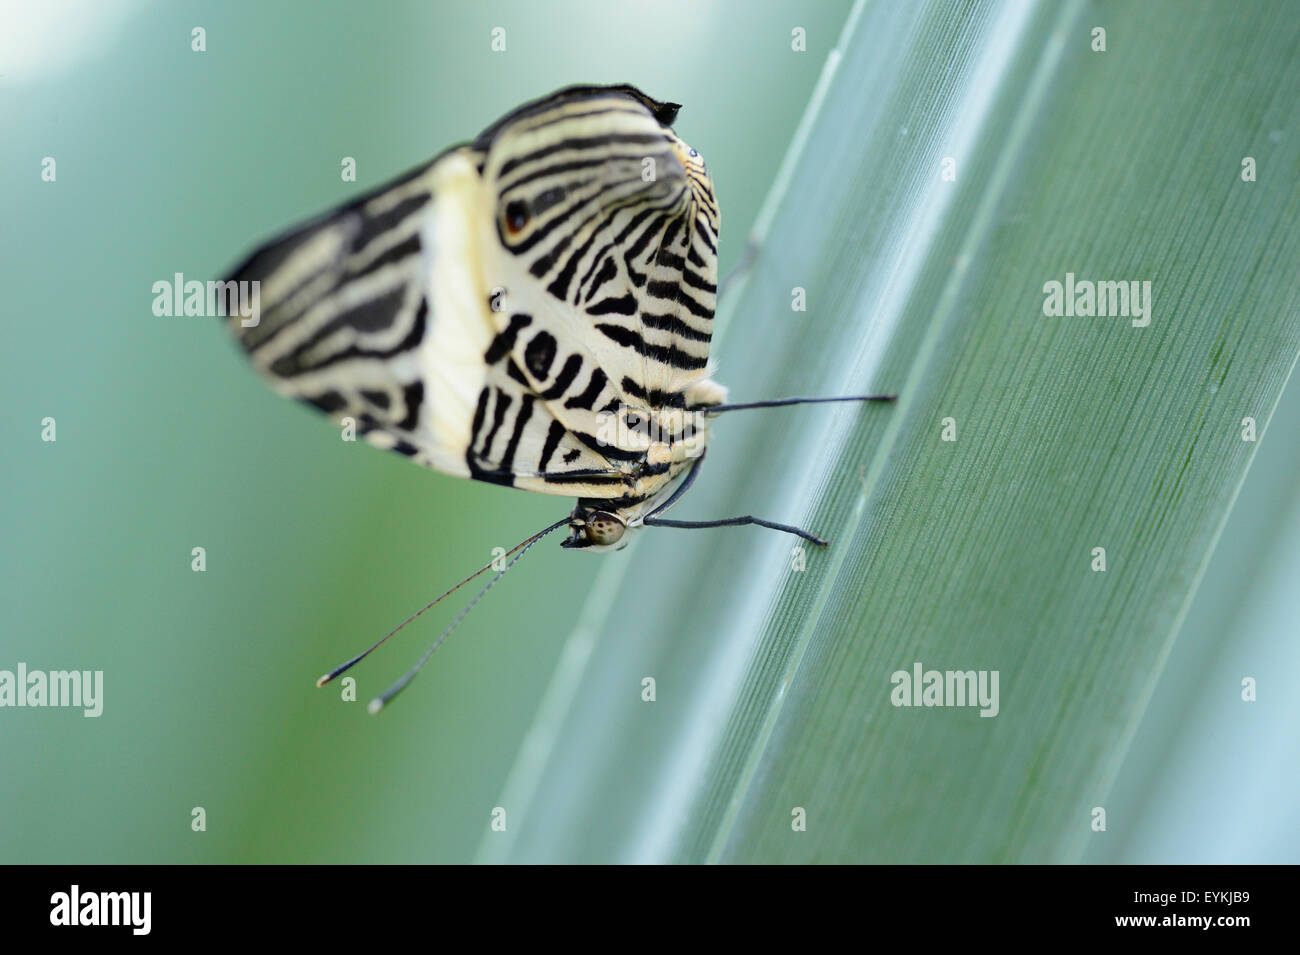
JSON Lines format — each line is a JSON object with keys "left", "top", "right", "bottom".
{"left": 643, "top": 514, "right": 828, "bottom": 547}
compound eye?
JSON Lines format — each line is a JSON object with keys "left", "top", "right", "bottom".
{"left": 584, "top": 511, "right": 626, "bottom": 546}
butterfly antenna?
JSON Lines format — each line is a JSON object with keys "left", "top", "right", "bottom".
{"left": 366, "top": 517, "right": 567, "bottom": 713}
{"left": 703, "top": 394, "right": 896, "bottom": 414}
{"left": 315, "top": 516, "right": 569, "bottom": 691}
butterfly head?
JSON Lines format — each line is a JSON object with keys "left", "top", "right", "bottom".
{"left": 561, "top": 506, "right": 632, "bottom": 552}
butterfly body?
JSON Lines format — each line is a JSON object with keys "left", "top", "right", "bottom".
{"left": 228, "top": 85, "right": 898, "bottom": 709}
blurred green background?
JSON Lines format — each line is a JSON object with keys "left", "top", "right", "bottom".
{"left": 3, "top": 0, "right": 1298, "bottom": 864}
{"left": 0, "top": 0, "right": 854, "bottom": 862}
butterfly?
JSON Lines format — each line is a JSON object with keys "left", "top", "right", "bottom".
{"left": 225, "top": 84, "right": 894, "bottom": 710}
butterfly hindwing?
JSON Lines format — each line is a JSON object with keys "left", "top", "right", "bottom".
{"left": 475, "top": 87, "right": 721, "bottom": 431}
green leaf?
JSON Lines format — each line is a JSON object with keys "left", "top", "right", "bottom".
{"left": 478, "top": 0, "right": 1300, "bottom": 863}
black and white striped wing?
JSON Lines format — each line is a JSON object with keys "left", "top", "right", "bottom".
{"left": 227, "top": 149, "right": 617, "bottom": 495}
{"left": 475, "top": 86, "right": 721, "bottom": 425}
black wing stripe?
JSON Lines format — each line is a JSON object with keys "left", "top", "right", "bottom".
{"left": 595, "top": 323, "right": 708, "bottom": 371}
{"left": 499, "top": 394, "right": 534, "bottom": 472}
{"left": 564, "top": 368, "right": 608, "bottom": 410}
{"left": 538, "top": 419, "right": 567, "bottom": 472}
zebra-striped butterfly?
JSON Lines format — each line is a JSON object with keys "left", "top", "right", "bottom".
{"left": 226, "top": 85, "right": 893, "bottom": 710}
